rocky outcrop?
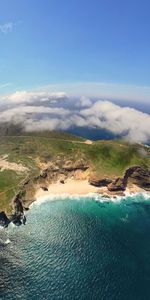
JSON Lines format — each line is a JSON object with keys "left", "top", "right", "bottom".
{"left": 13, "top": 192, "right": 24, "bottom": 214}
{"left": 129, "top": 166, "right": 150, "bottom": 190}
{"left": 62, "top": 161, "right": 89, "bottom": 172}
{"left": 89, "top": 177, "right": 112, "bottom": 187}
{"left": 10, "top": 192, "right": 26, "bottom": 226}
{"left": 0, "top": 191, "right": 27, "bottom": 227}
{"left": 0, "top": 212, "right": 10, "bottom": 227}
{"left": 108, "top": 166, "right": 150, "bottom": 192}
{"left": 108, "top": 178, "right": 126, "bottom": 192}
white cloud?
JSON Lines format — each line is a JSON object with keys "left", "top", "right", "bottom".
{"left": 0, "top": 90, "right": 150, "bottom": 143}
{"left": 5, "top": 90, "right": 67, "bottom": 104}
{"left": 80, "top": 101, "right": 150, "bottom": 143}
{"left": 0, "top": 105, "right": 70, "bottom": 124}
{"left": 0, "top": 22, "right": 13, "bottom": 34}
{"left": 76, "top": 96, "right": 92, "bottom": 107}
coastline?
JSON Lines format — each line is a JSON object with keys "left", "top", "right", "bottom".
{"left": 1, "top": 178, "right": 150, "bottom": 228}
{"left": 1, "top": 162, "right": 150, "bottom": 227}
{"left": 34, "top": 178, "right": 150, "bottom": 203}
{"left": 35, "top": 179, "right": 99, "bottom": 198}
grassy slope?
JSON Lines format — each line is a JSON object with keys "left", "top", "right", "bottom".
{"left": 0, "top": 132, "right": 150, "bottom": 212}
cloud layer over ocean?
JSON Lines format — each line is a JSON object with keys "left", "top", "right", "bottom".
{"left": 0, "top": 90, "right": 150, "bottom": 143}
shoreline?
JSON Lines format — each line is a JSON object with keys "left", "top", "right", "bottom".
{"left": 1, "top": 165, "right": 150, "bottom": 227}
{"left": 35, "top": 179, "right": 99, "bottom": 198}
{"left": 1, "top": 178, "right": 150, "bottom": 228}
{"left": 34, "top": 178, "right": 150, "bottom": 204}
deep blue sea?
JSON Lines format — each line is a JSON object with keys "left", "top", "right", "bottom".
{"left": 1, "top": 194, "right": 150, "bottom": 300}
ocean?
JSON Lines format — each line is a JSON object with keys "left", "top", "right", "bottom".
{"left": 1, "top": 194, "right": 150, "bottom": 300}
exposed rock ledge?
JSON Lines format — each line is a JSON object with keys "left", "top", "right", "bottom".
{"left": 89, "top": 166, "right": 150, "bottom": 192}
{"left": 0, "top": 163, "right": 150, "bottom": 227}
{"left": 108, "top": 166, "right": 150, "bottom": 192}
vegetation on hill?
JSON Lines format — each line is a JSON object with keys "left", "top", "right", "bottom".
{"left": 0, "top": 131, "right": 150, "bottom": 213}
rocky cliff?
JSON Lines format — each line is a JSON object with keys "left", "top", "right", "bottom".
{"left": 108, "top": 166, "right": 150, "bottom": 192}
{"left": 0, "top": 162, "right": 150, "bottom": 228}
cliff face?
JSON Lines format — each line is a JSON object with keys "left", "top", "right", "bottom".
{"left": 129, "top": 166, "right": 150, "bottom": 189}
{"left": 89, "top": 166, "right": 150, "bottom": 192}
{"left": 108, "top": 166, "right": 150, "bottom": 192}
{"left": 89, "top": 178, "right": 112, "bottom": 187}
{"left": 0, "top": 162, "right": 150, "bottom": 228}
{"left": 0, "top": 160, "right": 90, "bottom": 227}
{"left": 0, "top": 212, "right": 10, "bottom": 227}
{"left": 22, "top": 159, "right": 90, "bottom": 206}
{"left": 0, "top": 191, "right": 26, "bottom": 227}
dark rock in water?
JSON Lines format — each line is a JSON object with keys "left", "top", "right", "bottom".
{"left": 101, "top": 194, "right": 111, "bottom": 199}
{"left": 22, "top": 215, "right": 26, "bottom": 225}
{"left": 10, "top": 212, "right": 26, "bottom": 226}
{"left": 10, "top": 214, "right": 22, "bottom": 226}
{"left": 89, "top": 177, "right": 112, "bottom": 187}
{"left": 0, "top": 190, "right": 26, "bottom": 227}
{"left": 41, "top": 186, "right": 48, "bottom": 191}
{"left": 0, "top": 212, "right": 10, "bottom": 228}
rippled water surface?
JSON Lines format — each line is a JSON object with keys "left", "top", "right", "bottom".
{"left": 1, "top": 194, "right": 150, "bottom": 300}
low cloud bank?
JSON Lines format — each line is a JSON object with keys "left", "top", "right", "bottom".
{"left": 0, "top": 90, "right": 150, "bottom": 143}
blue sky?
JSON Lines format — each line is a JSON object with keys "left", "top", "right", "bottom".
{"left": 0, "top": 0, "right": 150, "bottom": 100}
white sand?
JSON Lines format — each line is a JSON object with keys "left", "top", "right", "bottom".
{"left": 35, "top": 179, "right": 150, "bottom": 202}
{"left": 35, "top": 179, "right": 99, "bottom": 199}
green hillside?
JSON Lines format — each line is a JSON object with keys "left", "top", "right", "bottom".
{"left": 0, "top": 132, "right": 150, "bottom": 213}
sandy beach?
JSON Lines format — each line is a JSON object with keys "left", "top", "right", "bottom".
{"left": 35, "top": 179, "right": 150, "bottom": 201}
{"left": 35, "top": 179, "right": 100, "bottom": 199}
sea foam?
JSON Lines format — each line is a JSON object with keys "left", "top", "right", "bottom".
{"left": 31, "top": 191, "right": 150, "bottom": 208}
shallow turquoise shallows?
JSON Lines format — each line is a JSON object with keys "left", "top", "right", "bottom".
{"left": 1, "top": 194, "right": 150, "bottom": 300}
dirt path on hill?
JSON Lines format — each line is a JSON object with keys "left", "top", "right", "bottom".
{"left": 0, "top": 135, "right": 93, "bottom": 145}
{"left": 0, "top": 157, "right": 28, "bottom": 173}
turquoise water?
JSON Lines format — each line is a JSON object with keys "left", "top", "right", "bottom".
{"left": 1, "top": 194, "right": 150, "bottom": 300}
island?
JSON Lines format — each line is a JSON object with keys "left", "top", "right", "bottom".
{"left": 0, "top": 129, "right": 150, "bottom": 227}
